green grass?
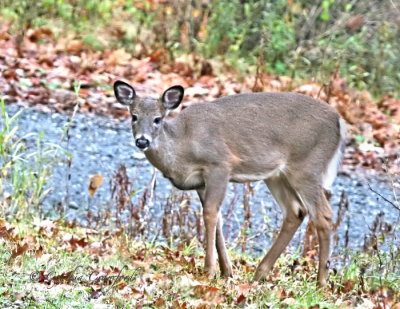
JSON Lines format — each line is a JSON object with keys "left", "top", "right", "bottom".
{"left": 0, "top": 98, "right": 66, "bottom": 221}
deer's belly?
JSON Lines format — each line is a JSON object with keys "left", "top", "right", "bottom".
{"left": 163, "top": 170, "right": 204, "bottom": 191}
{"left": 230, "top": 167, "right": 283, "bottom": 183}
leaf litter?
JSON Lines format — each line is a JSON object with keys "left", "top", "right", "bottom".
{"left": 1, "top": 219, "right": 399, "bottom": 307}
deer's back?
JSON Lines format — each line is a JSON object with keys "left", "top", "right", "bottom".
{"left": 180, "top": 92, "right": 340, "bottom": 145}
{"left": 175, "top": 92, "right": 341, "bottom": 177}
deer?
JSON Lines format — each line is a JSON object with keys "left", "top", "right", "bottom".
{"left": 113, "top": 80, "right": 346, "bottom": 287}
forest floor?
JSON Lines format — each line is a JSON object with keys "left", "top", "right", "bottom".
{"left": 1, "top": 219, "right": 399, "bottom": 308}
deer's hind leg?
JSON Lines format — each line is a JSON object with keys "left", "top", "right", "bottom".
{"left": 311, "top": 190, "right": 333, "bottom": 287}
{"left": 254, "top": 174, "right": 306, "bottom": 281}
{"left": 279, "top": 171, "right": 333, "bottom": 287}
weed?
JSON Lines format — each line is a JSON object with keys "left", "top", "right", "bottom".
{"left": 0, "top": 98, "right": 62, "bottom": 220}
{"left": 1, "top": 1, "right": 399, "bottom": 96}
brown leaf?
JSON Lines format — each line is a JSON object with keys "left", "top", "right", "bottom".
{"left": 236, "top": 294, "right": 246, "bottom": 305}
{"left": 346, "top": 15, "right": 364, "bottom": 32}
{"left": 154, "top": 298, "right": 165, "bottom": 307}
{"left": 0, "top": 220, "right": 15, "bottom": 240}
{"left": 3, "top": 69, "right": 17, "bottom": 80}
{"left": 88, "top": 174, "right": 104, "bottom": 197}
{"left": 131, "top": 287, "right": 142, "bottom": 294}
{"left": 235, "top": 282, "right": 257, "bottom": 295}
{"left": 34, "top": 245, "right": 44, "bottom": 258}
{"left": 62, "top": 233, "right": 88, "bottom": 249}
{"left": 52, "top": 271, "right": 74, "bottom": 284}
{"left": 173, "top": 300, "right": 187, "bottom": 308}
{"left": 10, "top": 242, "right": 29, "bottom": 259}
{"left": 172, "top": 61, "right": 193, "bottom": 77}
{"left": 39, "top": 27, "right": 54, "bottom": 37}
{"left": 194, "top": 285, "right": 219, "bottom": 293}
{"left": 0, "top": 31, "right": 11, "bottom": 40}
{"left": 194, "top": 285, "right": 220, "bottom": 301}
{"left": 67, "top": 40, "right": 83, "bottom": 53}
{"left": 200, "top": 60, "right": 213, "bottom": 76}
{"left": 105, "top": 49, "right": 132, "bottom": 66}
{"left": 78, "top": 89, "right": 90, "bottom": 97}
{"left": 341, "top": 279, "right": 355, "bottom": 293}
{"left": 148, "top": 48, "right": 167, "bottom": 63}
{"left": 27, "top": 29, "right": 41, "bottom": 42}
{"left": 116, "top": 281, "right": 127, "bottom": 290}
{"left": 34, "top": 218, "right": 58, "bottom": 237}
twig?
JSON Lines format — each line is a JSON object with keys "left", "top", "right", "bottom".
{"left": 390, "top": 0, "right": 399, "bottom": 11}
{"left": 229, "top": 223, "right": 270, "bottom": 251}
{"left": 224, "top": 184, "right": 239, "bottom": 241}
{"left": 368, "top": 182, "right": 400, "bottom": 212}
{"left": 149, "top": 167, "right": 157, "bottom": 202}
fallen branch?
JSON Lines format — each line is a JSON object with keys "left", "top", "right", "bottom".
{"left": 368, "top": 182, "right": 400, "bottom": 212}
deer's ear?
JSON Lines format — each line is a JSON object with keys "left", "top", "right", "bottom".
{"left": 161, "top": 85, "right": 184, "bottom": 110}
{"left": 114, "top": 80, "right": 136, "bottom": 105}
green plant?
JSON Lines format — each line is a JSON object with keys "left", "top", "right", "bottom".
{"left": 0, "top": 98, "right": 62, "bottom": 220}
{"left": 1, "top": 0, "right": 399, "bottom": 96}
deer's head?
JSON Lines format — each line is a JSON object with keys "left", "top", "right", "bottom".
{"left": 114, "top": 80, "right": 184, "bottom": 151}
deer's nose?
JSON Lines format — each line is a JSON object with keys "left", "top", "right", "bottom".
{"left": 136, "top": 137, "right": 150, "bottom": 149}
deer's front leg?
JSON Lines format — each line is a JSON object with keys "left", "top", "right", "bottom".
{"left": 199, "top": 168, "right": 229, "bottom": 278}
{"left": 198, "top": 188, "right": 233, "bottom": 277}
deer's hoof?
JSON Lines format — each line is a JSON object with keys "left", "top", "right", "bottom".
{"left": 204, "top": 266, "right": 217, "bottom": 279}
{"left": 253, "top": 268, "right": 268, "bottom": 282}
{"left": 221, "top": 267, "right": 233, "bottom": 278}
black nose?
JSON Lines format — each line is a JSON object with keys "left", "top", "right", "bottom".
{"left": 136, "top": 137, "right": 150, "bottom": 149}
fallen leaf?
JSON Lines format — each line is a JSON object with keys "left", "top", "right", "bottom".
{"left": 154, "top": 298, "right": 165, "bottom": 307}
{"left": 67, "top": 40, "right": 83, "bottom": 53}
{"left": 88, "top": 174, "right": 104, "bottom": 197}
{"left": 235, "top": 282, "right": 257, "bottom": 295}
{"left": 0, "top": 220, "right": 15, "bottom": 240}
{"left": 346, "top": 15, "right": 364, "bottom": 31}
{"left": 236, "top": 294, "right": 246, "bottom": 305}
{"left": 52, "top": 271, "right": 74, "bottom": 284}
{"left": 62, "top": 233, "right": 88, "bottom": 249}
{"left": 34, "top": 245, "right": 44, "bottom": 258}
{"left": 105, "top": 49, "right": 132, "bottom": 66}
{"left": 10, "top": 242, "right": 29, "bottom": 259}
{"left": 341, "top": 279, "right": 355, "bottom": 293}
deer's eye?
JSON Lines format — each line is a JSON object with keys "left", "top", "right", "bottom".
{"left": 154, "top": 116, "right": 162, "bottom": 125}
{"left": 131, "top": 114, "right": 138, "bottom": 122}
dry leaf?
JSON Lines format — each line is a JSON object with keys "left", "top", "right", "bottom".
{"left": 67, "top": 40, "right": 83, "bottom": 53}
{"left": 10, "top": 242, "right": 29, "bottom": 259}
{"left": 236, "top": 294, "right": 246, "bottom": 305}
{"left": 155, "top": 298, "right": 165, "bottom": 307}
{"left": 88, "top": 174, "right": 104, "bottom": 197}
{"left": 105, "top": 48, "right": 132, "bottom": 66}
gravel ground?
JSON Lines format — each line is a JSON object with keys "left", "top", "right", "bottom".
{"left": 6, "top": 105, "right": 400, "bottom": 258}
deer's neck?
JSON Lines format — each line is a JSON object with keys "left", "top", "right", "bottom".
{"left": 144, "top": 119, "right": 182, "bottom": 175}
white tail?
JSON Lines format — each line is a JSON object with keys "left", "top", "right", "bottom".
{"left": 114, "top": 80, "right": 345, "bottom": 287}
